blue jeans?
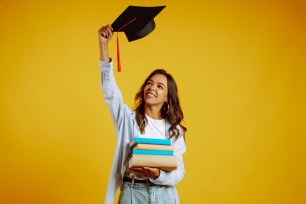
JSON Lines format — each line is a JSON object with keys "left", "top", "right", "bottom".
{"left": 119, "top": 182, "right": 179, "bottom": 204}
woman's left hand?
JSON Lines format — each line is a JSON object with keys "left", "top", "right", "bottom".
{"left": 129, "top": 167, "right": 160, "bottom": 179}
{"left": 142, "top": 167, "right": 160, "bottom": 179}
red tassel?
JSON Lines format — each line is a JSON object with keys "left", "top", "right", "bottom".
{"left": 116, "top": 32, "right": 121, "bottom": 72}
{"left": 115, "top": 17, "right": 137, "bottom": 73}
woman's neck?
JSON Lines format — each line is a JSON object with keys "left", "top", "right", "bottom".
{"left": 144, "top": 105, "right": 162, "bottom": 120}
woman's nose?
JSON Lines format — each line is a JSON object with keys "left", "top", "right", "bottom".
{"left": 149, "top": 85, "right": 156, "bottom": 91}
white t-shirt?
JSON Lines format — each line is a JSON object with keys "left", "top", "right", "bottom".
{"left": 125, "top": 115, "right": 168, "bottom": 180}
{"left": 140, "top": 115, "right": 167, "bottom": 139}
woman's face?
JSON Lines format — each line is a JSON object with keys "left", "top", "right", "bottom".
{"left": 143, "top": 74, "right": 168, "bottom": 107}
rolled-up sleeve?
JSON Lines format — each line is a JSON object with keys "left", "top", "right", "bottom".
{"left": 100, "top": 60, "right": 131, "bottom": 133}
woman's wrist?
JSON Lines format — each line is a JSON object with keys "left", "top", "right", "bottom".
{"left": 99, "top": 42, "right": 110, "bottom": 62}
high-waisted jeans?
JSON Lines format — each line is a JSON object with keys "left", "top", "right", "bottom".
{"left": 119, "top": 182, "right": 179, "bottom": 204}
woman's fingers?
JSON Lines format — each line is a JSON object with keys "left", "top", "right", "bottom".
{"left": 98, "top": 24, "right": 113, "bottom": 39}
{"left": 98, "top": 27, "right": 106, "bottom": 37}
{"left": 105, "top": 27, "right": 113, "bottom": 38}
{"left": 142, "top": 167, "right": 160, "bottom": 179}
{"left": 127, "top": 167, "right": 160, "bottom": 179}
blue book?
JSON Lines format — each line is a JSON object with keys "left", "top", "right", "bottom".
{"left": 129, "top": 137, "right": 172, "bottom": 148}
{"left": 131, "top": 149, "right": 174, "bottom": 156}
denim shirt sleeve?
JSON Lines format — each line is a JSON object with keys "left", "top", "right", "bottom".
{"left": 100, "top": 60, "right": 138, "bottom": 204}
{"left": 99, "top": 59, "right": 131, "bottom": 133}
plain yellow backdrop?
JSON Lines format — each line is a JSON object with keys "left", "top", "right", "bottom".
{"left": 1, "top": 0, "right": 305, "bottom": 203}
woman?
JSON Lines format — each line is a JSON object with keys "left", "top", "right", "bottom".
{"left": 98, "top": 24, "right": 187, "bottom": 204}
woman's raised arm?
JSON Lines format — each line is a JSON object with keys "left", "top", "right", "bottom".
{"left": 98, "top": 24, "right": 113, "bottom": 62}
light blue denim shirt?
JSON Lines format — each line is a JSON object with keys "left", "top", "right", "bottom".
{"left": 100, "top": 60, "right": 186, "bottom": 204}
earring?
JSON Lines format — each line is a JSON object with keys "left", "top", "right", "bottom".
{"left": 163, "top": 102, "right": 170, "bottom": 114}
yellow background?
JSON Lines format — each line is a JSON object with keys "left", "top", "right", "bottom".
{"left": 1, "top": 0, "right": 305, "bottom": 203}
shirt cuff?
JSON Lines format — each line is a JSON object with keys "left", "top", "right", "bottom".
{"left": 100, "top": 58, "right": 113, "bottom": 70}
{"left": 149, "top": 170, "right": 167, "bottom": 185}
{"left": 100, "top": 58, "right": 112, "bottom": 65}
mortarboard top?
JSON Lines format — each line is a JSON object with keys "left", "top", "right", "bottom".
{"left": 111, "top": 5, "right": 166, "bottom": 72}
{"left": 112, "top": 5, "right": 166, "bottom": 42}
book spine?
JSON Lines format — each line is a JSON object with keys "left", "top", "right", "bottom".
{"left": 128, "top": 154, "right": 178, "bottom": 171}
{"left": 133, "top": 144, "right": 174, "bottom": 151}
{"left": 131, "top": 149, "right": 173, "bottom": 156}
{"left": 130, "top": 138, "right": 172, "bottom": 148}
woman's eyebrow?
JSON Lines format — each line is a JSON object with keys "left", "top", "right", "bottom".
{"left": 157, "top": 82, "right": 166, "bottom": 87}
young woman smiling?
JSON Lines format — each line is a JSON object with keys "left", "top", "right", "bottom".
{"left": 98, "top": 24, "right": 187, "bottom": 204}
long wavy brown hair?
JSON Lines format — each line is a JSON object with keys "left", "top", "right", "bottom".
{"left": 134, "top": 69, "right": 187, "bottom": 140}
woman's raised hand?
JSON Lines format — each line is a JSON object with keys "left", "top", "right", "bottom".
{"left": 98, "top": 24, "right": 113, "bottom": 43}
{"left": 98, "top": 24, "right": 113, "bottom": 62}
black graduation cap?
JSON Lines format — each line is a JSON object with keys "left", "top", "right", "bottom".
{"left": 112, "top": 5, "right": 166, "bottom": 42}
{"left": 111, "top": 5, "right": 166, "bottom": 71}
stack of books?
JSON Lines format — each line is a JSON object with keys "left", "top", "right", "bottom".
{"left": 128, "top": 137, "right": 178, "bottom": 171}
